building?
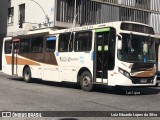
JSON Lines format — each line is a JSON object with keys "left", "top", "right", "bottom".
{"left": 7, "top": 0, "right": 56, "bottom": 36}
{"left": 0, "top": 0, "right": 8, "bottom": 69}
{"left": 7, "top": 0, "right": 160, "bottom": 35}
{"left": 56, "top": 0, "right": 160, "bottom": 34}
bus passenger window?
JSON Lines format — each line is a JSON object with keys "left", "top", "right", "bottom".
{"left": 20, "top": 39, "right": 30, "bottom": 53}
{"left": 58, "top": 33, "right": 73, "bottom": 52}
{"left": 31, "top": 37, "right": 43, "bottom": 53}
{"left": 46, "top": 36, "right": 56, "bottom": 52}
{"left": 74, "top": 31, "right": 92, "bottom": 52}
{"left": 5, "top": 40, "right": 12, "bottom": 54}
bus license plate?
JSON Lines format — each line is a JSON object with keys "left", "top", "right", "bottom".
{"left": 140, "top": 79, "right": 147, "bottom": 83}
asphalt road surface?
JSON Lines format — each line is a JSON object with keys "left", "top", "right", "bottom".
{"left": 0, "top": 71, "right": 160, "bottom": 120}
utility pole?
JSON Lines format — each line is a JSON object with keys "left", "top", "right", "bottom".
{"left": 80, "top": 0, "right": 84, "bottom": 26}
{"left": 73, "top": 0, "right": 77, "bottom": 27}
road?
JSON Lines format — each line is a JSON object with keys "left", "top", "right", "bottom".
{"left": 0, "top": 71, "right": 160, "bottom": 120}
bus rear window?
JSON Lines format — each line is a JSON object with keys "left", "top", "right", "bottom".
{"left": 5, "top": 40, "right": 12, "bottom": 54}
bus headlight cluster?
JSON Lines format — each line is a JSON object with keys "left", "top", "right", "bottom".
{"left": 118, "top": 68, "right": 130, "bottom": 78}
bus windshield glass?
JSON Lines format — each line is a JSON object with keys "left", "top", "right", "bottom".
{"left": 118, "top": 33, "right": 156, "bottom": 63}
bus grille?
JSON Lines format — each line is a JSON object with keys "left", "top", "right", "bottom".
{"left": 130, "top": 77, "right": 154, "bottom": 84}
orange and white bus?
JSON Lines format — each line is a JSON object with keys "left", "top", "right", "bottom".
{"left": 2, "top": 21, "right": 157, "bottom": 91}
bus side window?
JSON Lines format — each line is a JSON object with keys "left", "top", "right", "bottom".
{"left": 20, "top": 38, "right": 30, "bottom": 53}
{"left": 74, "top": 31, "right": 92, "bottom": 52}
{"left": 5, "top": 40, "right": 12, "bottom": 54}
{"left": 46, "top": 36, "right": 56, "bottom": 52}
{"left": 31, "top": 37, "right": 43, "bottom": 53}
{"left": 58, "top": 33, "right": 73, "bottom": 52}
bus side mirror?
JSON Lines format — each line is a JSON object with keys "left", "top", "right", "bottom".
{"left": 117, "top": 35, "right": 122, "bottom": 50}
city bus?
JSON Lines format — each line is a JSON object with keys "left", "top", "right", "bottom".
{"left": 2, "top": 21, "right": 157, "bottom": 91}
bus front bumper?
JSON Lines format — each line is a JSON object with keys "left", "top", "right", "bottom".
{"left": 114, "top": 74, "right": 157, "bottom": 87}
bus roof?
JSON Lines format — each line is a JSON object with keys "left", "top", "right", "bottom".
{"left": 24, "top": 21, "right": 154, "bottom": 36}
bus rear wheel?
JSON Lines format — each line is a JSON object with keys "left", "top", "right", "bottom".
{"left": 23, "top": 67, "right": 32, "bottom": 83}
{"left": 80, "top": 71, "right": 93, "bottom": 91}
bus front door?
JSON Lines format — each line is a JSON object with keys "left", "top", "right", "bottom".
{"left": 12, "top": 40, "right": 19, "bottom": 75}
{"left": 94, "top": 29, "right": 110, "bottom": 83}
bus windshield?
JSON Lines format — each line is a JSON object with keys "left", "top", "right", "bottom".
{"left": 118, "top": 33, "right": 156, "bottom": 63}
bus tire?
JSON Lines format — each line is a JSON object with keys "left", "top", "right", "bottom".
{"left": 23, "top": 67, "right": 32, "bottom": 83}
{"left": 80, "top": 71, "right": 93, "bottom": 91}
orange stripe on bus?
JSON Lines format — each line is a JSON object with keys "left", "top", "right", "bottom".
{"left": 131, "top": 68, "right": 156, "bottom": 77}
{"left": 5, "top": 56, "right": 40, "bottom": 66}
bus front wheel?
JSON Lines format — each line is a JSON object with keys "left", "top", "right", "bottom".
{"left": 80, "top": 71, "right": 93, "bottom": 91}
{"left": 23, "top": 67, "right": 32, "bottom": 83}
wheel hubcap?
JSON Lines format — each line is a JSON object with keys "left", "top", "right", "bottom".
{"left": 25, "top": 72, "right": 29, "bottom": 80}
{"left": 83, "top": 76, "right": 91, "bottom": 87}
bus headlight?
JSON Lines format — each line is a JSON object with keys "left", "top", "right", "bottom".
{"left": 118, "top": 68, "right": 130, "bottom": 78}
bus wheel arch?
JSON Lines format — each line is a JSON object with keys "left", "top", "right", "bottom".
{"left": 77, "top": 67, "right": 94, "bottom": 91}
{"left": 23, "top": 65, "right": 32, "bottom": 83}
{"left": 77, "top": 67, "right": 92, "bottom": 82}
